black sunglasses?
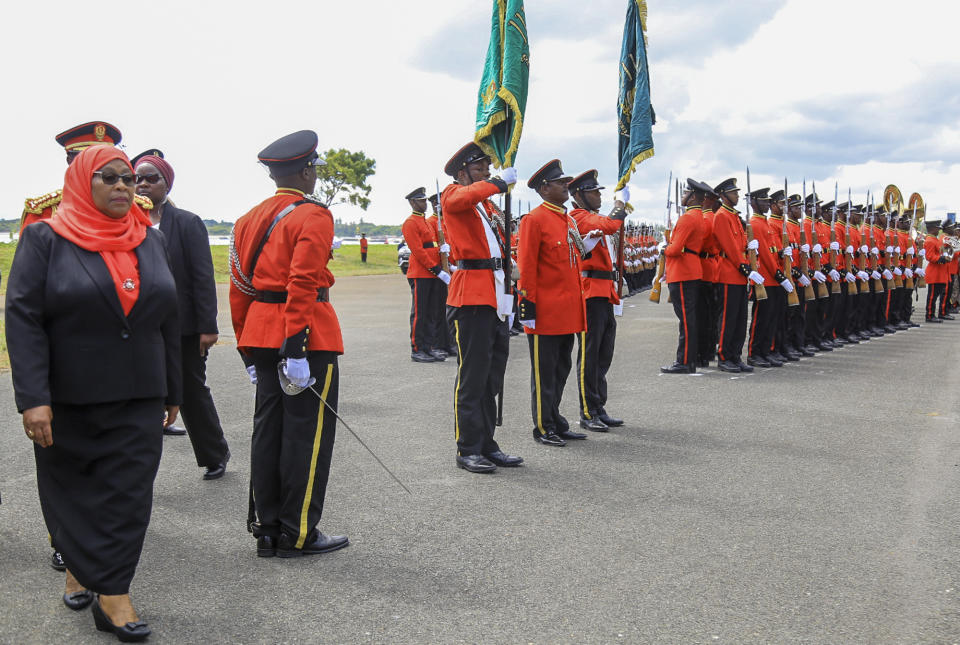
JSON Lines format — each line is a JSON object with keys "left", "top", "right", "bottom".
{"left": 136, "top": 173, "right": 163, "bottom": 185}
{"left": 93, "top": 171, "right": 136, "bottom": 187}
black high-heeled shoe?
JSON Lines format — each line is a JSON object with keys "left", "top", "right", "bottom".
{"left": 62, "top": 589, "right": 93, "bottom": 610}
{"left": 91, "top": 597, "right": 151, "bottom": 642}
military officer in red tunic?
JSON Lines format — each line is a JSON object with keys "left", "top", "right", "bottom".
{"left": 229, "top": 130, "right": 349, "bottom": 557}
{"left": 402, "top": 187, "right": 449, "bottom": 362}
{"left": 567, "top": 169, "right": 628, "bottom": 432}
{"left": 517, "top": 160, "right": 589, "bottom": 446}
{"left": 440, "top": 142, "right": 523, "bottom": 474}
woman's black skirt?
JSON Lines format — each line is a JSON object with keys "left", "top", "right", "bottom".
{"left": 35, "top": 398, "right": 163, "bottom": 595}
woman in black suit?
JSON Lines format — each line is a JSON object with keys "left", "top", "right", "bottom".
{"left": 6, "top": 145, "right": 181, "bottom": 642}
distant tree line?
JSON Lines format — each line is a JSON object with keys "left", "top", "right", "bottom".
{"left": 0, "top": 218, "right": 401, "bottom": 238}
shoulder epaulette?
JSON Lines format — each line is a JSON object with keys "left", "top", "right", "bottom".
{"left": 23, "top": 189, "right": 62, "bottom": 215}
{"left": 134, "top": 194, "right": 154, "bottom": 210}
{"left": 302, "top": 194, "right": 327, "bottom": 207}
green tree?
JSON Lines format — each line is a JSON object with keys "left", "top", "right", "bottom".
{"left": 314, "top": 148, "right": 376, "bottom": 210}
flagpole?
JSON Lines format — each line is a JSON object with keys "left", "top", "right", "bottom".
{"left": 497, "top": 114, "right": 512, "bottom": 427}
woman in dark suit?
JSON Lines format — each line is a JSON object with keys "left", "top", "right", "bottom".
{"left": 6, "top": 145, "right": 181, "bottom": 642}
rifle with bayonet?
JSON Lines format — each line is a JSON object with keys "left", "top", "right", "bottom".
{"left": 650, "top": 173, "right": 673, "bottom": 303}
{"left": 869, "top": 196, "right": 884, "bottom": 293}
{"left": 829, "top": 182, "right": 841, "bottom": 295}
{"left": 905, "top": 199, "right": 917, "bottom": 290}
{"left": 843, "top": 189, "right": 860, "bottom": 295}
{"left": 798, "top": 179, "right": 816, "bottom": 301}
{"left": 434, "top": 179, "right": 451, "bottom": 274}
{"left": 782, "top": 178, "right": 799, "bottom": 306}
{"left": 745, "top": 167, "right": 768, "bottom": 301}
{"left": 888, "top": 209, "right": 904, "bottom": 289}
{"left": 808, "top": 181, "right": 829, "bottom": 298}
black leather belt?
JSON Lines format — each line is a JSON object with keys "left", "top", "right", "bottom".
{"left": 254, "top": 288, "right": 329, "bottom": 303}
{"left": 457, "top": 258, "right": 503, "bottom": 270}
{"left": 582, "top": 270, "right": 616, "bottom": 280}
{"left": 699, "top": 252, "right": 716, "bottom": 259}
{"left": 422, "top": 242, "right": 437, "bottom": 248}
{"left": 682, "top": 247, "right": 700, "bottom": 255}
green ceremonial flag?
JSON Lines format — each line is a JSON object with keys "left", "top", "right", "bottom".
{"left": 616, "top": 0, "right": 654, "bottom": 190}
{"left": 474, "top": 0, "right": 529, "bottom": 169}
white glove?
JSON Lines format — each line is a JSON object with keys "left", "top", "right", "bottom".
{"left": 283, "top": 357, "right": 311, "bottom": 387}
{"left": 521, "top": 319, "right": 536, "bottom": 329}
{"left": 798, "top": 274, "right": 812, "bottom": 287}
{"left": 893, "top": 267, "right": 902, "bottom": 276}
{"left": 498, "top": 167, "right": 518, "bottom": 185}
{"left": 857, "top": 271, "right": 870, "bottom": 281}
{"left": 246, "top": 365, "right": 257, "bottom": 385}
{"left": 813, "top": 243, "right": 823, "bottom": 254}
{"left": 780, "top": 279, "right": 794, "bottom": 293}
{"left": 800, "top": 244, "right": 811, "bottom": 254}
{"left": 331, "top": 237, "right": 342, "bottom": 250}
{"left": 439, "top": 243, "right": 450, "bottom": 253}
{"left": 583, "top": 236, "right": 601, "bottom": 253}
{"left": 882, "top": 269, "right": 894, "bottom": 280}
{"left": 616, "top": 186, "right": 630, "bottom": 203}
{"left": 845, "top": 245, "right": 854, "bottom": 254}
{"left": 781, "top": 248, "right": 793, "bottom": 258}
{"left": 658, "top": 241, "right": 667, "bottom": 252}
{"left": 449, "top": 264, "right": 458, "bottom": 272}
{"left": 905, "top": 268, "right": 914, "bottom": 278}
{"left": 871, "top": 246, "right": 880, "bottom": 256}
{"left": 919, "top": 248, "right": 926, "bottom": 258}
{"left": 845, "top": 271, "right": 856, "bottom": 283}
{"left": 747, "top": 239, "right": 759, "bottom": 251}
{"left": 907, "top": 247, "right": 916, "bottom": 255}
{"left": 748, "top": 270, "right": 765, "bottom": 285}
{"left": 885, "top": 246, "right": 893, "bottom": 254}
{"left": 508, "top": 313, "right": 515, "bottom": 329}
{"left": 830, "top": 241, "right": 840, "bottom": 251}
{"left": 916, "top": 268, "right": 925, "bottom": 277}
{"left": 438, "top": 270, "right": 451, "bottom": 285}
{"left": 828, "top": 269, "right": 840, "bottom": 281}
{"left": 871, "top": 270, "right": 882, "bottom": 280}
{"left": 895, "top": 246, "right": 901, "bottom": 253}
{"left": 860, "top": 245, "right": 869, "bottom": 254}
{"left": 813, "top": 270, "right": 827, "bottom": 283}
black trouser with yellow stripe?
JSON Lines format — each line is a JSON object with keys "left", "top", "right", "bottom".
{"left": 528, "top": 333, "right": 574, "bottom": 436}
{"left": 408, "top": 277, "right": 441, "bottom": 353}
{"left": 448, "top": 305, "right": 508, "bottom": 456}
{"left": 577, "top": 297, "right": 616, "bottom": 420}
{"left": 249, "top": 349, "right": 338, "bottom": 546}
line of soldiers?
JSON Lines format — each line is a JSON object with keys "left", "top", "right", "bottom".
{"left": 660, "top": 178, "right": 958, "bottom": 374}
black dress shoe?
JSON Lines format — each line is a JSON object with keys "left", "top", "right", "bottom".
{"left": 256, "top": 535, "right": 277, "bottom": 557}
{"left": 429, "top": 349, "right": 448, "bottom": 361}
{"left": 941, "top": 314, "right": 956, "bottom": 321}
{"left": 597, "top": 409, "right": 624, "bottom": 427}
{"left": 484, "top": 451, "right": 523, "bottom": 467}
{"left": 895, "top": 322, "right": 909, "bottom": 330}
{"left": 870, "top": 326, "right": 886, "bottom": 335}
{"left": 785, "top": 351, "right": 802, "bottom": 361}
{"left": 411, "top": 351, "right": 437, "bottom": 362}
{"left": 800, "top": 348, "right": 817, "bottom": 357}
{"left": 277, "top": 530, "right": 349, "bottom": 558}
{"left": 817, "top": 341, "right": 834, "bottom": 352}
{"left": 579, "top": 416, "right": 609, "bottom": 432}
{"left": 883, "top": 325, "right": 897, "bottom": 333}
{"left": 717, "top": 359, "right": 741, "bottom": 373}
{"left": 747, "top": 356, "right": 772, "bottom": 368}
{"left": 203, "top": 449, "right": 230, "bottom": 480}
{"left": 802, "top": 344, "right": 820, "bottom": 354}
{"left": 445, "top": 346, "right": 459, "bottom": 357}
{"left": 92, "top": 598, "right": 151, "bottom": 642}
{"left": 845, "top": 335, "right": 860, "bottom": 344}
{"left": 908, "top": 321, "right": 920, "bottom": 328}
{"left": 660, "top": 362, "right": 695, "bottom": 374}
{"left": 456, "top": 454, "right": 497, "bottom": 473}
{"left": 765, "top": 355, "right": 784, "bottom": 367}
{"left": 735, "top": 361, "right": 754, "bottom": 373}
{"left": 698, "top": 358, "right": 710, "bottom": 368}
{"left": 63, "top": 589, "right": 94, "bottom": 611}
{"left": 769, "top": 352, "right": 788, "bottom": 363}
{"left": 926, "top": 317, "right": 943, "bottom": 323}
{"left": 533, "top": 431, "right": 567, "bottom": 447}
{"left": 51, "top": 550, "right": 66, "bottom": 571}
{"left": 163, "top": 425, "right": 187, "bottom": 436}
{"left": 557, "top": 429, "right": 587, "bottom": 440}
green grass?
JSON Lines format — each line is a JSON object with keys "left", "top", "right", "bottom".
{"left": 212, "top": 243, "right": 399, "bottom": 282}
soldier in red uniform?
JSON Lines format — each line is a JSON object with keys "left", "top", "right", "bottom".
{"left": 661, "top": 179, "right": 708, "bottom": 374}
{"left": 784, "top": 194, "right": 815, "bottom": 354}
{"left": 402, "top": 187, "right": 449, "bottom": 363}
{"left": 229, "top": 130, "right": 348, "bottom": 558}
{"left": 518, "top": 160, "right": 589, "bottom": 446}
{"left": 922, "top": 220, "right": 949, "bottom": 322}
{"left": 746, "top": 187, "right": 786, "bottom": 368}
{"left": 567, "top": 169, "right": 628, "bottom": 432}
{"left": 359, "top": 234, "right": 368, "bottom": 262}
{"left": 766, "top": 191, "right": 800, "bottom": 361}
{"left": 698, "top": 190, "right": 721, "bottom": 367}
{"left": 440, "top": 142, "right": 522, "bottom": 473}
{"left": 898, "top": 216, "right": 920, "bottom": 327}
{"left": 427, "top": 192, "right": 458, "bottom": 355}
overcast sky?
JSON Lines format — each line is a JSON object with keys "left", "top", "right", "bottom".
{"left": 2, "top": 0, "right": 957, "bottom": 227}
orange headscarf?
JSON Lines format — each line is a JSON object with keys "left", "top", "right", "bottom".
{"left": 46, "top": 145, "right": 151, "bottom": 315}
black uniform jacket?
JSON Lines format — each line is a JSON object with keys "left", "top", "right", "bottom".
{"left": 6, "top": 223, "right": 182, "bottom": 412}
{"left": 158, "top": 204, "right": 218, "bottom": 336}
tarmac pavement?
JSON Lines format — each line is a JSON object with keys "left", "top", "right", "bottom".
{"left": 1, "top": 275, "right": 958, "bottom": 644}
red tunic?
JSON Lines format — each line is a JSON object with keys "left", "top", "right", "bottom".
{"left": 517, "top": 202, "right": 586, "bottom": 335}
{"left": 714, "top": 205, "right": 748, "bottom": 285}
{"left": 440, "top": 180, "right": 508, "bottom": 309}
{"left": 230, "top": 188, "right": 343, "bottom": 354}
{"left": 750, "top": 215, "right": 779, "bottom": 283}
{"left": 570, "top": 207, "right": 623, "bottom": 304}
{"left": 700, "top": 208, "right": 720, "bottom": 283}
{"left": 664, "top": 206, "right": 704, "bottom": 283}
{"left": 401, "top": 212, "right": 440, "bottom": 279}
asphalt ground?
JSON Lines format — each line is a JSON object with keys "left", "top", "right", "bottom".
{"left": 1, "top": 275, "right": 958, "bottom": 644}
